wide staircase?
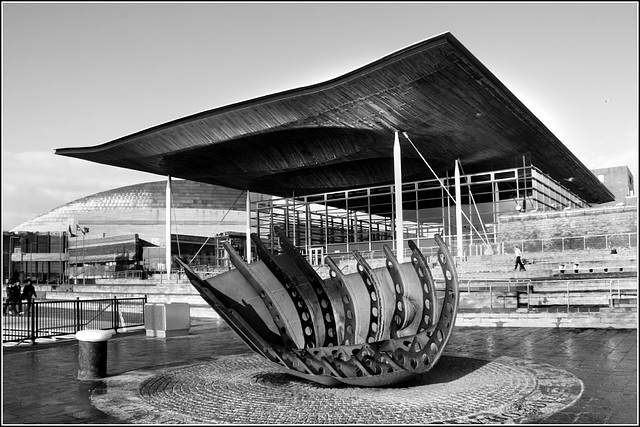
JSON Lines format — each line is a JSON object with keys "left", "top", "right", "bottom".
{"left": 446, "top": 247, "right": 637, "bottom": 328}
{"left": 34, "top": 247, "right": 637, "bottom": 329}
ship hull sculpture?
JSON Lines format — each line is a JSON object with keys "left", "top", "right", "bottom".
{"left": 175, "top": 226, "right": 459, "bottom": 387}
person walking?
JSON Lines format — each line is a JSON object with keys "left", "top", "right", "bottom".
{"left": 6, "top": 281, "right": 20, "bottom": 315}
{"left": 21, "top": 279, "right": 37, "bottom": 316}
{"left": 14, "top": 281, "right": 23, "bottom": 314}
{"left": 3, "top": 280, "right": 14, "bottom": 315}
{"left": 514, "top": 246, "right": 526, "bottom": 271}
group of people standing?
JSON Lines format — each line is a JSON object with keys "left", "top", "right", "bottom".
{"left": 3, "top": 279, "right": 37, "bottom": 316}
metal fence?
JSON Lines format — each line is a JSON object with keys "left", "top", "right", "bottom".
{"left": 466, "top": 232, "right": 638, "bottom": 257}
{"left": 1, "top": 296, "right": 147, "bottom": 344}
{"left": 322, "top": 232, "right": 637, "bottom": 264}
{"left": 69, "top": 269, "right": 145, "bottom": 282}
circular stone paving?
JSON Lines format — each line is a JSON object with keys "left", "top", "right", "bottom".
{"left": 91, "top": 354, "right": 583, "bottom": 424}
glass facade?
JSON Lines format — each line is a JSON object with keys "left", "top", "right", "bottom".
{"left": 5, "top": 232, "right": 67, "bottom": 283}
{"left": 254, "top": 165, "right": 589, "bottom": 264}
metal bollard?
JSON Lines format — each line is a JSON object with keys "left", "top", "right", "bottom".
{"left": 75, "top": 329, "right": 113, "bottom": 380}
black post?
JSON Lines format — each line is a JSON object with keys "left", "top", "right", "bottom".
{"left": 75, "top": 297, "right": 81, "bottom": 332}
{"left": 113, "top": 296, "right": 119, "bottom": 333}
{"left": 30, "top": 302, "right": 37, "bottom": 344}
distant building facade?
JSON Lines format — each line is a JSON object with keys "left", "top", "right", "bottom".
{"left": 5, "top": 180, "right": 270, "bottom": 283}
{"left": 10, "top": 180, "right": 269, "bottom": 245}
{"left": 3, "top": 231, "right": 66, "bottom": 284}
{"left": 590, "top": 166, "right": 636, "bottom": 205}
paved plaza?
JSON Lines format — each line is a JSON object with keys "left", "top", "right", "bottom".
{"left": 2, "top": 319, "right": 637, "bottom": 424}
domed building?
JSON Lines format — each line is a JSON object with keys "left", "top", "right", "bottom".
{"left": 11, "top": 179, "right": 268, "bottom": 240}
{"left": 5, "top": 180, "right": 270, "bottom": 283}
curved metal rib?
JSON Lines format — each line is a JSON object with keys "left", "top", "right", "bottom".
{"left": 383, "top": 245, "right": 408, "bottom": 338}
{"left": 173, "top": 256, "right": 270, "bottom": 357}
{"left": 352, "top": 250, "right": 385, "bottom": 343}
{"left": 223, "top": 241, "right": 299, "bottom": 349}
{"left": 273, "top": 226, "right": 339, "bottom": 347}
{"left": 389, "top": 234, "right": 460, "bottom": 374}
{"left": 250, "top": 233, "right": 317, "bottom": 348}
{"left": 324, "top": 255, "right": 358, "bottom": 346}
{"left": 407, "top": 239, "right": 438, "bottom": 335}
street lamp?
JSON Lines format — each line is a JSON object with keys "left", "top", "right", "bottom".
{"left": 76, "top": 224, "right": 89, "bottom": 285}
{"left": 83, "top": 229, "right": 86, "bottom": 285}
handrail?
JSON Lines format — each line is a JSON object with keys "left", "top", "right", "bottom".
{"left": 2, "top": 296, "right": 147, "bottom": 344}
{"left": 458, "top": 232, "right": 637, "bottom": 257}
{"left": 459, "top": 278, "right": 531, "bottom": 293}
{"left": 319, "top": 232, "right": 636, "bottom": 264}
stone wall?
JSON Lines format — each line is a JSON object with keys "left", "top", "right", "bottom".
{"left": 498, "top": 205, "right": 637, "bottom": 244}
{"left": 455, "top": 308, "right": 637, "bottom": 328}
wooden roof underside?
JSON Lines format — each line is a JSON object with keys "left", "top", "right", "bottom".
{"left": 55, "top": 32, "right": 614, "bottom": 204}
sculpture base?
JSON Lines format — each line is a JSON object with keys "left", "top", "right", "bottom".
{"left": 91, "top": 354, "right": 583, "bottom": 424}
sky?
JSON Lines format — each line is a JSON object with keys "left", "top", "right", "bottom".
{"left": 2, "top": 1, "right": 638, "bottom": 231}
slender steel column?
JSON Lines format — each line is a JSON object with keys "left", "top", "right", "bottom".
{"left": 75, "top": 228, "right": 78, "bottom": 283}
{"left": 246, "top": 191, "right": 251, "bottom": 262}
{"left": 393, "top": 131, "right": 404, "bottom": 262}
{"left": 82, "top": 232, "right": 85, "bottom": 285}
{"left": 166, "top": 176, "right": 172, "bottom": 275}
{"left": 455, "top": 159, "right": 463, "bottom": 258}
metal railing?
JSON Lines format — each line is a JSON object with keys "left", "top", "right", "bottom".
{"left": 441, "top": 278, "right": 531, "bottom": 310}
{"left": 458, "top": 278, "right": 531, "bottom": 293}
{"left": 316, "top": 232, "right": 637, "bottom": 265}
{"left": 69, "top": 269, "right": 145, "bottom": 281}
{"left": 465, "top": 232, "right": 637, "bottom": 257}
{"left": 1, "top": 296, "right": 147, "bottom": 344}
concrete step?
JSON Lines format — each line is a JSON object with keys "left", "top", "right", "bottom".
{"left": 188, "top": 304, "right": 219, "bottom": 319}
{"left": 519, "top": 292, "right": 620, "bottom": 307}
{"left": 455, "top": 307, "right": 637, "bottom": 328}
{"left": 41, "top": 290, "right": 204, "bottom": 306}
{"left": 610, "top": 296, "right": 638, "bottom": 308}
{"left": 459, "top": 291, "right": 518, "bottom": 310}
{"left": 532, "top": 280, "right": 637, "bottom": 293}
{"left": 192, "top": 303, "right": 637, "bottom": 327}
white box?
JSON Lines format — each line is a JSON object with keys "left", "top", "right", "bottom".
{"left": 144, "top": 303, "right": 190, "bottom": 337}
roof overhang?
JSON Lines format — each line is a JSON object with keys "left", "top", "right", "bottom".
{"left": 55, "top": 32, "right": 614, "bottom": 204}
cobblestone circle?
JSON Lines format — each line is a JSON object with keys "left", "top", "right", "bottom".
{"left": 92, "top": 355, "right": 583, "bottom": 424}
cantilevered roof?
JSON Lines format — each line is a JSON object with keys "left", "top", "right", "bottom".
{"left": 55, "top": 32, "right": 614, "bottom": 204}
